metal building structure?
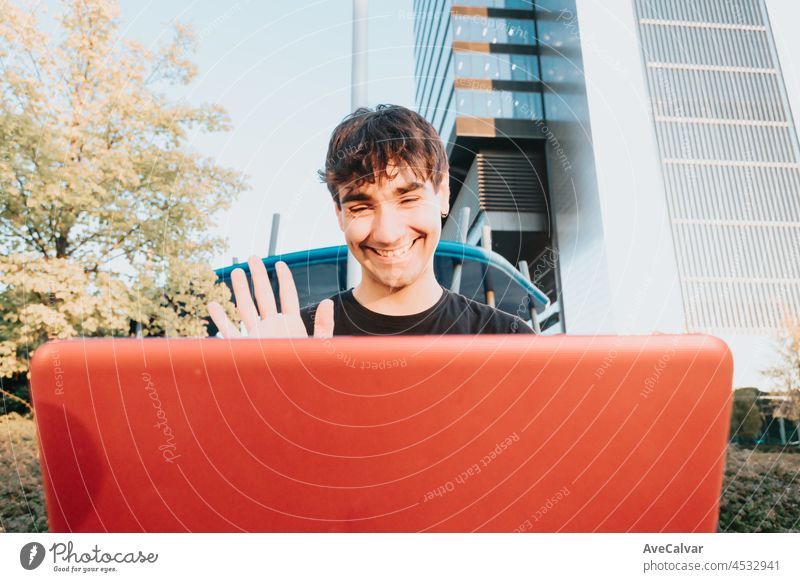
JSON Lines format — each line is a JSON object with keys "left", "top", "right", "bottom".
{"left": 413, "top": 0, "right": 570, "bottom": 333}
{"left": 411, "top": 0, "right": 800, "bottom": 386}
{"left": 634, "top": 0, "right": 800, "bottom": 334}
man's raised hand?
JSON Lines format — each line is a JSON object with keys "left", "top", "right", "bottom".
{"left": 208, "top": 257, "right": 334, "bottom": 339}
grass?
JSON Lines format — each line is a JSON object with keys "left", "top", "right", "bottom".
{"left": 0, "top": 413, "right": 48, "bottom": 533}
{"left": 1, "top": 415, "right": 798, "bottom": 533}
{"left": 719, "top": 443, "right": 800, "bottom": 532}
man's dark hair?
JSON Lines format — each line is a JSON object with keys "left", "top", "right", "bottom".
{"left": 317, "top": 104, "right": 449, "bottom": 207}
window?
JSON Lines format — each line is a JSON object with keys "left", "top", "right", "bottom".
{"left": 453, "top": 15, "right": 535, "bottom": 44}
{"left": 456, "top": 89, "right": 541, "bottom": 119}
{"left": 455, "top": 52, "right": 539, "bottom": 81}
{"left": 455, "top": 0, "right": 533, "bottom": 7}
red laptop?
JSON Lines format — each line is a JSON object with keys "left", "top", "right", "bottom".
{"left": 29, "top": 334, "right": 733, "bottom": 532}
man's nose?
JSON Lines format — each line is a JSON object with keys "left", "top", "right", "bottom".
{"left": 370, "top": 202, "right": 406, "bottom": 245}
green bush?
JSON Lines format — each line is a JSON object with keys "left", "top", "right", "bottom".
{"left": 730, "top": 388, "right": 763, "bottom": 443}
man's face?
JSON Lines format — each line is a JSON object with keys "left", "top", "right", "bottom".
{"left": 335, "top": 162, "right": 450, "bottom": 291}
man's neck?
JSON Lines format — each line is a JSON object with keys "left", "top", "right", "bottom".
{"left": 352, "top": 271, "right": 444, "bottom": 316}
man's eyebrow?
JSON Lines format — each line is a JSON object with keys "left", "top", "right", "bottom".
{"left": 339, "top": 191, "right": 371, "bottom": 205}
{"left": 395, "top": 180, "right": 424, "bottom": 194}
{"left": 340, "top": 181, "right": 424, "bottom": 205}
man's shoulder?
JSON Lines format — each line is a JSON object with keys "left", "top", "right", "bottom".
{"left": 444, "top": 289, "right": 535, "bottom": 334}
{"left": 444, "top": 289, "right": 513, "bottom": 320}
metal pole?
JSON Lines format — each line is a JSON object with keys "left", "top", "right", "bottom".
{"left": 347, "top": 0, "right": 368, "bottom": 289}
{"left": 481, "top": 224, "right": 495, "bottom": 307}
{"left": 466, "top": 210, "right": 486, "bottom": 247}
{"left": 450, "top": 207, "right": 471, "bottom": 293}
{"left": 518, "top": 260, "right": 541, "bottom": 334}
{"left": 268, "top": 213, "right": 281, "bottom": 256}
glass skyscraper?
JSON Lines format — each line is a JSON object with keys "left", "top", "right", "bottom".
{"left": 412, "top": 0, "right": 800, "bottom": 387}
{"left": 413, "top": 0, "right": 568, "bottom": 332}
{"left": 634, "top": 0, "right": 800, "bottom": 335}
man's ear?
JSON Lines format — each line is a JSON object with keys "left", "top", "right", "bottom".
{"left": 437, "top": 170, "right": 450, "bottom": 216}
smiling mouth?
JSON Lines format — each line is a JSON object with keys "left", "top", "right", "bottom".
{"left": 367, "top": 237, "right": 421, "bottom": 259}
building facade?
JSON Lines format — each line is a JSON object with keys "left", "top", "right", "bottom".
{"left": 412, "top": 0, "right": 800, "bottom": 387}
{"left": 413, "top": 0, "right": 572, "bottom": 332}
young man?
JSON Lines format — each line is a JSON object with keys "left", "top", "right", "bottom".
{"left": 208, "top": 104, "right": 534, "bottom": 338}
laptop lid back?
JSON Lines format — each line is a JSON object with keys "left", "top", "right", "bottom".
{"left": 30, "top": 334, "right": 732, "bottom": 532}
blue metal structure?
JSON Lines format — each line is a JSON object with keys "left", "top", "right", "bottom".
{"left": 214, "top": 240, "right": 551, "bottom": 330}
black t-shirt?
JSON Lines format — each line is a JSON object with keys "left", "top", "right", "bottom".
{"left": 299, "top": 284, "right": 535, "bottom": 336}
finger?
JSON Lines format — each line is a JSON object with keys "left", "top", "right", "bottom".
{"left": 248, "top": 255, "right": 277, "bottom": 318}
{"left": 313, "top": 299, "right": 335, "bottom": 338}
{"left": 208, "top": 301, "right": 241, "bottom": 338}
{"left": 231, "top": 268, "right": 259, "bottom": 332}
{"left": 275, "top": 261, "right": 300, "bottom": 314}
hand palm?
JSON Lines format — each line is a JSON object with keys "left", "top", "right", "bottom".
{"left": 208, "top": 257, "right": 334, "bottom": 339}
{"left": 249, "top": 311, "right": 308, "bottom": 338}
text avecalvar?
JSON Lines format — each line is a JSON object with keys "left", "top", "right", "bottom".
{"left": 643, "top": 543, "right": 703, "bottom": 554}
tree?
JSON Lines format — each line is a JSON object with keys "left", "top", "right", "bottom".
{"left": 762, "top": 317, "right": 800, "bottom": 422}
{"left": 729, "top": 388, "right": 763, "bottom": 443}
{"left": 763, "top": 317, "right": 800, "bottom": 391}
{"left": 0, "top": 0, "right": 244, "bottom": 382}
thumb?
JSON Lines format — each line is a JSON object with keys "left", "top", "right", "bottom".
{"left": 313, "top": 299, "right": 335, "bottom": 338}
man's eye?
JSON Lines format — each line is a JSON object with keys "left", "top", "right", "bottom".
{"left": 401, "top": 197, "right": 421, "bottom": 204}
{"left": 349, "top": 206, "right": 368, "bottom": 214}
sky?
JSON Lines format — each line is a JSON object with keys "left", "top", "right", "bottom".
{"left": 106, "top": 1, "right": 800, "bottom": 269}
{"left": 112, "top": 0, "right": 417, "bottom": 268}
